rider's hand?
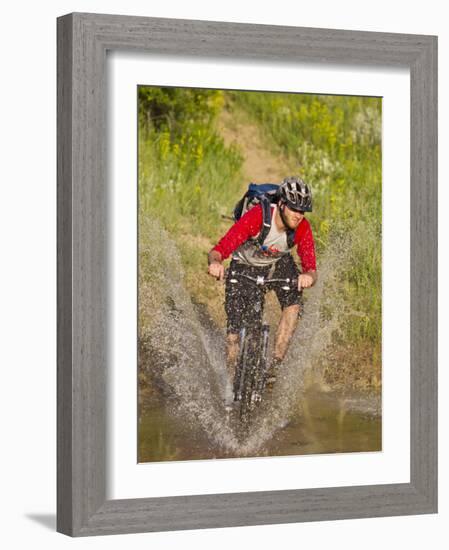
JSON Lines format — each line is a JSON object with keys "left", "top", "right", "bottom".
{"left": 208, "top": 261, "right": 225, "bottom": 281}
{"left": 298, "top": 273, "right": 314, "bottom": 289}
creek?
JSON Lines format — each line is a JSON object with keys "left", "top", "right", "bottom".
{"left": 138, "top": 219, "right": 381, "bottom": 463}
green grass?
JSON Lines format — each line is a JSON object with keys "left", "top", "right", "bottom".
{"left": 139, "top": 123, "right": 243, "bottom": 238}
{"left": 138, "top": 87, "right": 245, "bottom": 324}
{"left": 228, "top": 91, "right": 382, "bottom": 345}
{"left": 138, "top": 86, "right": 382, "bottom": 391}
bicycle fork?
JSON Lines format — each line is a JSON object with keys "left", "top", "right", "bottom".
{"left": 256, "top": 324, "right": 270, "bottom": 397}
{"left": 233, "top": 327, "right": 247, "bottom": 402}
{"left": 233, "top": 324, "right": 270, "bottom": 404}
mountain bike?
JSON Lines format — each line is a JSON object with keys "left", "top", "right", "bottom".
{"left": 228, "top": 270, "right": 298, "bottom": 429}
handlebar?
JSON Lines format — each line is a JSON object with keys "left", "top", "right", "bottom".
{"left": 227, "top": 270, "right": 299, "bottom": 291}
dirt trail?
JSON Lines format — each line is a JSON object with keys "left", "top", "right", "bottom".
{"left": 215, "top": 106, "right": 298, "bottom": 331}
{"left": 216, "top": 107, "right": 293, "bottom": 184}
{"left": 173, "top": 106, "right": 295, "bottom": 330}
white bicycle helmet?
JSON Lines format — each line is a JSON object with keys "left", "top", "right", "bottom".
{"left": 279, "top": 176, "right": 312, "bottom": 212}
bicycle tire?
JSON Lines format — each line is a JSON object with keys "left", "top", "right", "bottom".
{"left": 239, "top": 328, "right": 262, "bottom": 426}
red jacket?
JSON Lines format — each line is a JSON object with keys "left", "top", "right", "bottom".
{"left": 212, "top": 205, "right": 317, "bottom": 273}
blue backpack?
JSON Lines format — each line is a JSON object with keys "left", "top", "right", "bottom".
{"left": 233, "top": 183, "right": 295, "bottom": 248}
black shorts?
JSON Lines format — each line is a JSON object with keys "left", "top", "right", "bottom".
{"left": 224, "top": 255, "right": 302, "bottom": 334}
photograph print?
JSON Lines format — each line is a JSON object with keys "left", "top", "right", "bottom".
{"left": 137, "top": 85, "right": 382, "bottom": 462}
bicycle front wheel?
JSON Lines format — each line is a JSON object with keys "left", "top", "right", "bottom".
{"left": 239, "top": 328, "right": 262, "bottom": 427}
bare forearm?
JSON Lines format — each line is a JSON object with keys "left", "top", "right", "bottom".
{"left": 207, "top": 249, "right": 225, "bottom": 280}
{"left": 303, "top": 270, "right": 318, "bottom": 286}
{"left": 208, "top": 249, "right": 223, "bottom": 265}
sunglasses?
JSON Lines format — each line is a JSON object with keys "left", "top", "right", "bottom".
{"left": 287, "top": 205, "right": 305, "bottom": 214}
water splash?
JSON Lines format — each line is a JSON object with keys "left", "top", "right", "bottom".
{"left": 237, "top": 244, "right": 347, "bottom": 455}
{"left": 139, "top": 217, "right": 348, "bottom": 457}
{"left": 139, "top": 217, "right": 240, "bottom": 453}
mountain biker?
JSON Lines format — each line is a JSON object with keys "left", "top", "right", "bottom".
{"left": 207, "top": 176, "right": 317, "bottom": 392}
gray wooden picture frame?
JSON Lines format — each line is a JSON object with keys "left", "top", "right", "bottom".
{"left": 57, "top": 12, "right": 438, "bottom": 537}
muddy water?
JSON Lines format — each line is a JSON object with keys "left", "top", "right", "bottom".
{"left": 138, "top": 219, "right": 381, "bottom": 463}
{"left": 138, "top": 389, "right": 381, "bottom": 463}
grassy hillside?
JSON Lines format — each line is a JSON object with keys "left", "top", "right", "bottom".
{"left": 138, "top": 86, "right": 382, "bottom": 394}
